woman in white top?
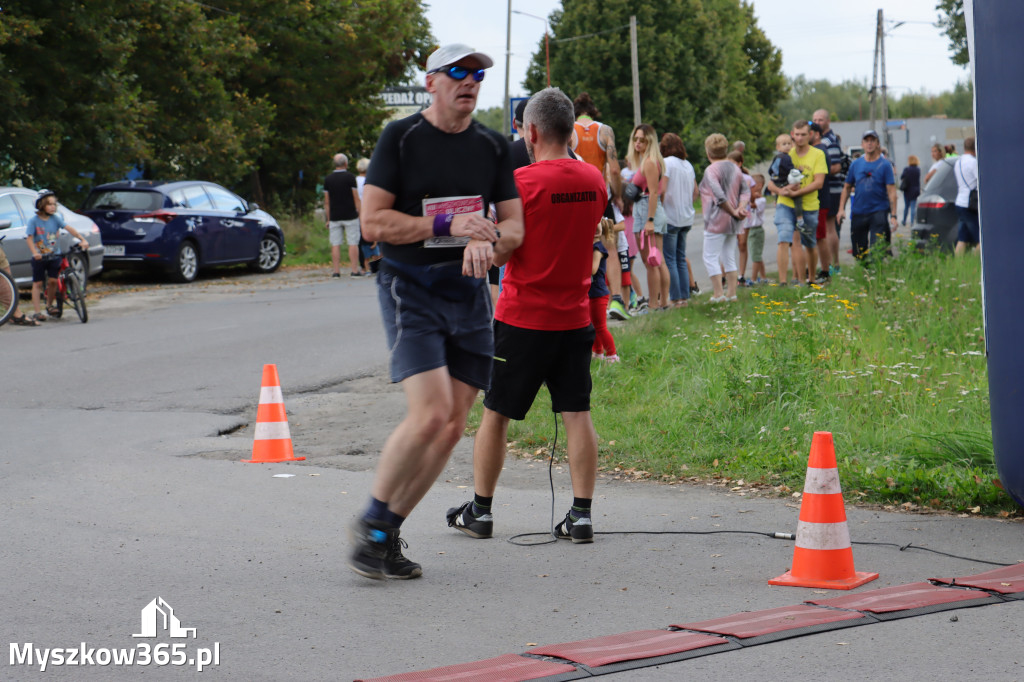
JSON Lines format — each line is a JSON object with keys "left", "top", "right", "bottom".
{"left": 923, "top": 143, "right": 944, "bottom": 185}
{"left": 658, "top": 133, "right": 697, "bottom": 307}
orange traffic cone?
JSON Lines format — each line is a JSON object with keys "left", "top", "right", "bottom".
{"left": 242, "top": 364, "right": 305, "bottom": 463}
{"left": 769, "top": 432, "right": 877, "bottom": 590}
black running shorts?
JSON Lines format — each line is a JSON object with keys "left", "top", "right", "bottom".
{"left": 484, "top": 320, "right": 595, "bottom": 420}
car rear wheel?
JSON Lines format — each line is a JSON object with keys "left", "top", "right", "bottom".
{"left": 171, "top": 241, "right": 199, "bottom": 283}
{"left": 250, "top": 235, "right": 282, "bottom": 273}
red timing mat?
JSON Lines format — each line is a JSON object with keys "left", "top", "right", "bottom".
{"left": 529, "top": 629, "right": 730, "bottom": 667}
{"left": 673, "top": 604, "right": 864, "bottom": 638}
{"left": 931, "top": 564, "right": 1024, "bottom": 594}
{"left": 807, "top": 581, "right": 994, "bottom": 613}
{"left": 355, "top": 654, "right": 576, "bottom": 682}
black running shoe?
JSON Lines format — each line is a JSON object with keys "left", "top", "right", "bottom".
{"left": 445, "top": 501, "right": 493, "bottom": 539}
{"left": 347, "top": 518, "right": 390, "bottom": 580}
{"left": 554, "top": 512, "right": 594, "bottom": 544}
{"left": 383, "top": 529, "right": 422, "bottom": 579}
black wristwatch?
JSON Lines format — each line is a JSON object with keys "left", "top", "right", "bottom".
{"left": 647, "top": 217, "right": 654, "bottom": 222}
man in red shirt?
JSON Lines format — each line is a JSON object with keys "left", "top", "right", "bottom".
{"left": 447, "top": 87, "right": 607, "bottom": 543}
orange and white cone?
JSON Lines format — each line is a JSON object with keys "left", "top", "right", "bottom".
{"left": 242, "top": 364, "right": 305, "bottom": 463}
{"left": 769, "top": 431, "right": 877, "bottom": 590}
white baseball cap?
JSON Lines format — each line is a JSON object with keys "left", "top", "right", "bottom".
{"left": 426, "top": 43, "right": 494, "bottom": 73}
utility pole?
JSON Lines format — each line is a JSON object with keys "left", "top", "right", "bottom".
{"left": 879, "top": 10, "right": 891, "bottom": 153}
{"left": 630, "top": 15, "right": 641, "bottom": 127}
{"left": 870, "top": 9, "right": 882, "bottom": 132}
{"left": 503, "top": 0, "right": 511, "bottom": 137}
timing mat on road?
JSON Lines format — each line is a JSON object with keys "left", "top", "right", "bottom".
{"left": 356, "top": 564, "right": 1024, "bottom": 681}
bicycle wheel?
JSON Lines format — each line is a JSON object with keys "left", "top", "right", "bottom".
{"left": 0, "top": 269, "right": 17, "bottom": 326}
{"left": 64, "top": 272, "right": 88, "bottom": 323}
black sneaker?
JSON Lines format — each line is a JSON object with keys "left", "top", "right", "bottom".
{"left": 347, "top": 518, "right": 390, "bottom": 580}
{"left": 446, "top": 501, "right": 493, "bottom": 539}
{"left": 554, "top": 512, "right": 594, "bottom": 544}
{"left": 383, "top": 529, "right": 422, "bottom": 579}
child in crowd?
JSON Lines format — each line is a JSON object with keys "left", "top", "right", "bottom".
{"left": 609, "top": 202, "right": 631, "bottom": 320}
{"left": 768, "top": 133, "right": 805, "bottom": 226}
{"left": 590, "top": 217, "right": 619, "bottom": 362}
{"left": 619, "top": 159, "right": 647, "bottom": 312}
{"left": 727, "top": 150, "right": 754, "bottom": 284}
{"left": 747, "top": 174, "right": 768, "bottom": 284}
{"left": 26, "top": 189, "right": 90, "bottom": 321}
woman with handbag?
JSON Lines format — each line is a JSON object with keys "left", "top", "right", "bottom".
{"left": 900, "top": 155, "right": 921, "bottom": 227}
{"left": 699, "top": 134, "right": 750, "bottom": 302}
{"left": 953, "top": 136, "right": 979, "bottom": 256}
{"left": 626, "top": 124, "right": 671, "bottom": 310}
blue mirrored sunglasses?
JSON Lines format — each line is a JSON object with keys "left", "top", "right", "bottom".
{"left": 430, "top": 65, "right": 486, "bottom": 82}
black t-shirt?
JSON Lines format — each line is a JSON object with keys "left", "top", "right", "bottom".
{"left": 510, "top": 137, "right": 578, "bottom": 171}
{"left": 366, "top": 112, "right": 518, "bottom": 265}
{"left": 814, "top": 142, "right": 830, "bottom": 205}
{"left": 510, "top": 138, "right": 531, "bottom": 171}
{"left": 324, "top": 170, "right": 358, "bottom": 221}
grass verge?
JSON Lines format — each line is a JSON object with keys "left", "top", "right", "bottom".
{"left": 279, "top": 212, "right": 333, "bottom": 267}
{"left": 470, "top": 242, "right": 1016, "bottom": 516}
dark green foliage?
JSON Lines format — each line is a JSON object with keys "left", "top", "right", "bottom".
{"left": 936, "top": 0, "right": 968, "bottom": 66}
{"left": 0, "top": 0, "right": 432, "bottom": 207}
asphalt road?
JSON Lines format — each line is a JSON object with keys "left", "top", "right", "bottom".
{"left": 1, "top": 267, "right": 1020, "bottom": 681}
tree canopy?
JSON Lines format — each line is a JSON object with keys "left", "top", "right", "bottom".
{"left": 523, "top": 0, "right": 786, "bottom": 166}
{"left": 0, "top": 0, "right": 432, "bottom": 207}
{"left": 777, "top": 76, "right": 973, "bottom": 126}
{"left": 936, "top": 0, "right": 968, "bottom": 67}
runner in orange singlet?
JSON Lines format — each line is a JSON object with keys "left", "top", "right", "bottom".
{"left": 572, "top": 92, "right": 628, "bottom": 319}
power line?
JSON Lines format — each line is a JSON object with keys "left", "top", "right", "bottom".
{"left": 552, "top": 23, "right": 631, "bottom": 44}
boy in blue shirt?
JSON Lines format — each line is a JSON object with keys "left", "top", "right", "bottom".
{"left": 26, "top": 189, "right": 90, "bottom": 321}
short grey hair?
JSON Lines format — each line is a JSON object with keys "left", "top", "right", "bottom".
{"left": 356, "top": 157, "right": 370, "bottom": 173}
{"left": 333, "top": 153, "right": 348, "bottom": 168}
{"left": 523, "top": 87, "right": 574, "bottom": 147}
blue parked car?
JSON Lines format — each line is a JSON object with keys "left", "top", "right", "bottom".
{"left": 80, "top": 180, "right": 284, "bottom": 282}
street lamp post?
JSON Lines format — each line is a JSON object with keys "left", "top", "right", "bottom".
{"left": 512, "top": 9, "right": 550, "bottom": 87}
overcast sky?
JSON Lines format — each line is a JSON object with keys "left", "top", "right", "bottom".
{"left": 422, "top": 0, "right": 969, "bottom": 111}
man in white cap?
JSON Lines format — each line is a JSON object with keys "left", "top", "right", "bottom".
{"left": 348, "top": 44, "right": 524, "bottom": 580}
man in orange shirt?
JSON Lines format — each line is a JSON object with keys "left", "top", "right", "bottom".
{"left": 573, "top": 92, "right": 628, "bottom": 319}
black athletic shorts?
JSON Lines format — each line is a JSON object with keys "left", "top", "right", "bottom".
{"left": 377, "top": 269, "right": 494, "bottom": 389}
{"left": 484, "top": 320, "right": 595, "bottom": 420}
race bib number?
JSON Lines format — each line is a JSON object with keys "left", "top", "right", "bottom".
{"left": 422, "top": 195, "right": 483, "bottom": 248}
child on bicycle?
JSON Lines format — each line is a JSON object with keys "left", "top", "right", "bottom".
{"left": 26, "top": 189, "right": 89, "bottom": 322}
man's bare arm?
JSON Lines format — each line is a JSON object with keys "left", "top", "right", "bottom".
{"left": 601, "top": 125, "right": 622, "bottom": 199}
{"left": 361, "top": 185, "right": 498, "bottom": 245}
{"left": 490, "top": 197, "right": 524, "bottom": 267}
{"left": 837, "top": 184, "right": 853, "bottom": 219}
